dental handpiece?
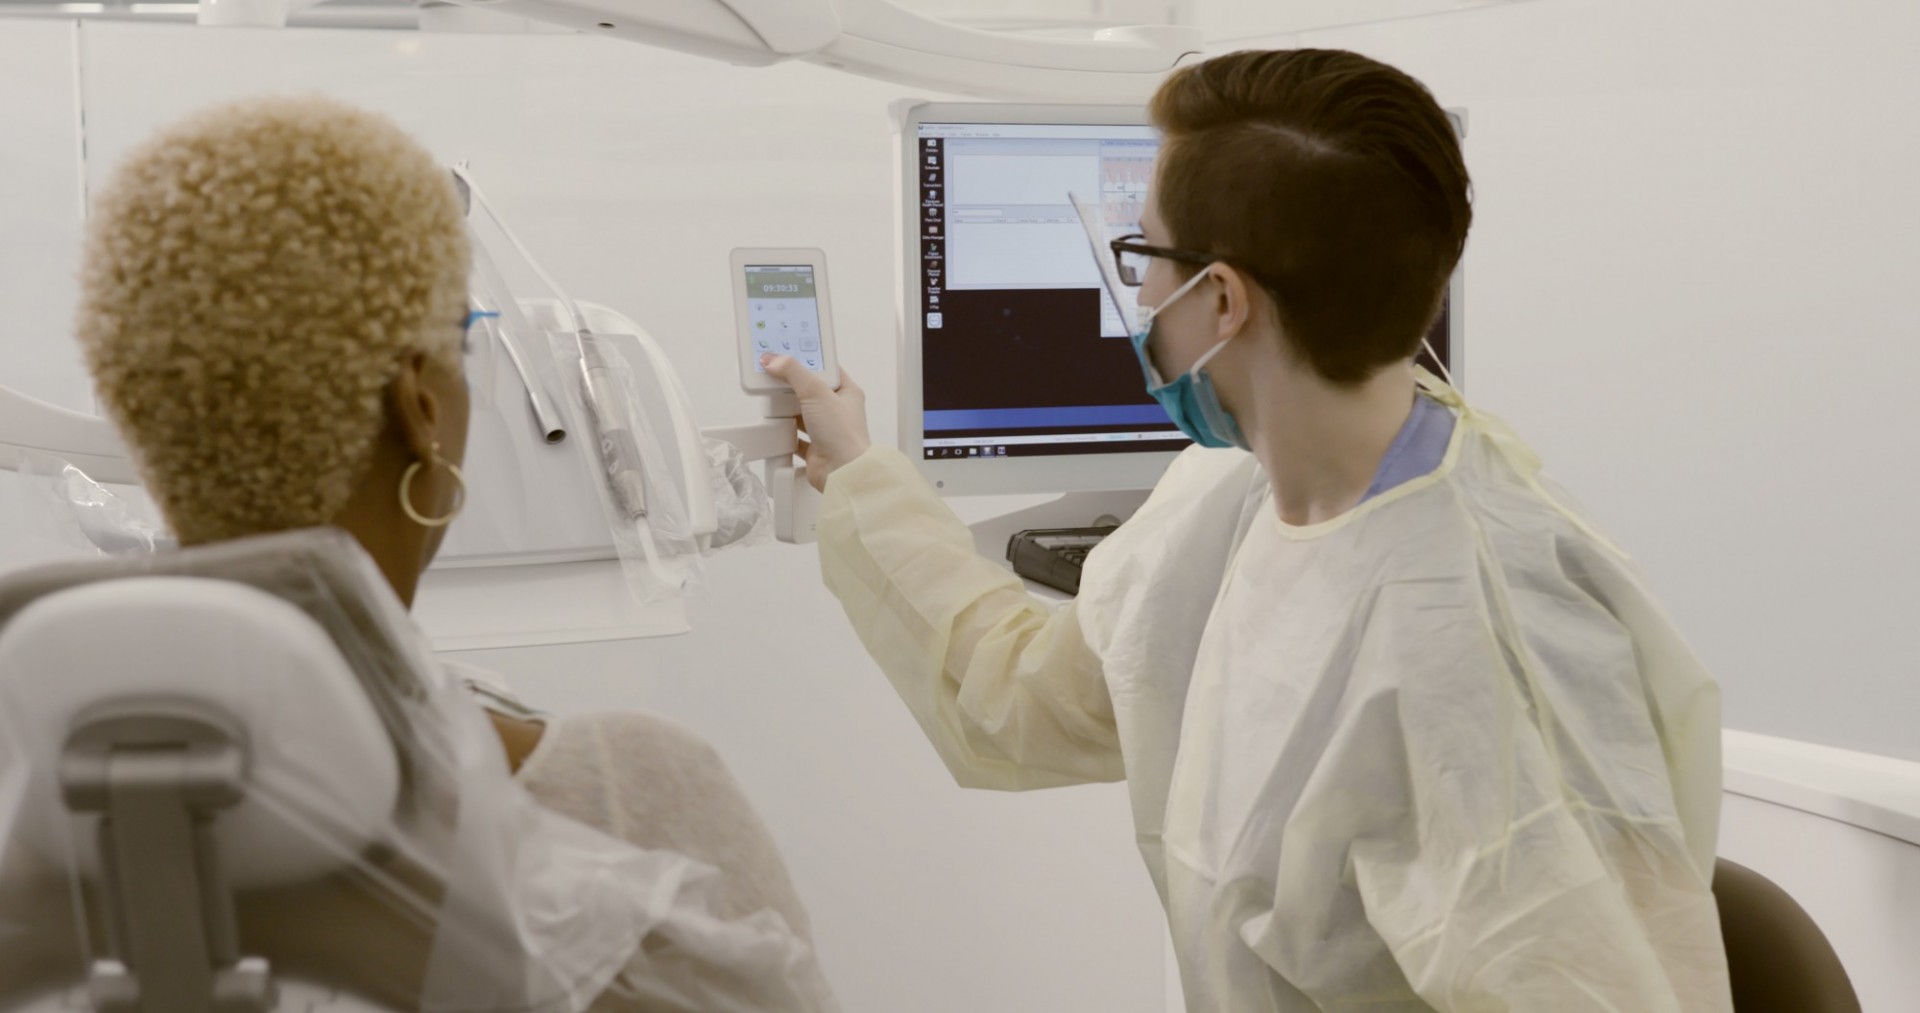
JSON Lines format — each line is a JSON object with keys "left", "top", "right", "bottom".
{"left": 579, "top": 340, "right": 649, "bottom": 521}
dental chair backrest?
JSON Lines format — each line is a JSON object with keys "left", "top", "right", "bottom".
{"left": 0, "top": 529, "right": 427, "bottom": 1012}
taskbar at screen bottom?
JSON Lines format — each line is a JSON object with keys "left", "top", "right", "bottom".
{"left": 925, "top": 438, "right": 1191, "bottom": 459}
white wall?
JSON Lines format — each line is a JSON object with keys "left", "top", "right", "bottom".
{"left": 0, "top": 22, "right": 1168, "bottom": 1013}
{"left": 0, "top": 21, "right": 87, "bottom": 414}
{"left": 0, "top": 22, "right": 96, "bottom": 576}
{"left": 1211, "top": 0, "right": 1920, "bottom": 764}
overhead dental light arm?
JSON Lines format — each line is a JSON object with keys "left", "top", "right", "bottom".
{"left": 447, "top": 0, "right": 1202, "bottom": 101}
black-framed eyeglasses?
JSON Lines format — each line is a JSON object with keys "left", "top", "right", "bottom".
{"left": 1110, "top": 234, "right": 1215, "bottom": 287}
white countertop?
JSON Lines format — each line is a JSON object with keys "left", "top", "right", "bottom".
{"left": 1723, "top": 729, "right": 1920, "bottom": 846}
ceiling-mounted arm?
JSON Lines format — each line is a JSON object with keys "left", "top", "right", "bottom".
{"left": 816, "top": 0, "right": 1200, "bottom": 99}
{"left": 448, "top": 0, "right": 1202, "bottom": 100}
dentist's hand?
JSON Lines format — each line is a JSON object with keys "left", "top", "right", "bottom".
{"left": 762, "top": 354, "right": 872, "bottom": 492}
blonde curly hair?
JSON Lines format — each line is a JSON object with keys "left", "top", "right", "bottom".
{"left": 76, "top": 95, "right": 470, "bottom": 545}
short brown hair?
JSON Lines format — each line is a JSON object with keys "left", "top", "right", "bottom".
{"left": 1150, "top": 49, "right": 1470, "bottom": 385}
{"left": 77, "top": 96, "right": 470, "bottom": 545}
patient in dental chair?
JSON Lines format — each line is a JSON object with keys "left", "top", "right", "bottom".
{"left": 67, "top": 95, "right": 831, "bottom": 1009}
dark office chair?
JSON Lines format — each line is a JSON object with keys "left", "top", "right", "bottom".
{"left": 1715, "top": 857, "right": 1862, "bottom": 1013}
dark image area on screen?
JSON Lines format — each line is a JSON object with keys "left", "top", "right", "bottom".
{"left": 921, "top": 286, "right": 1451, "bottom": 460}
{"left": 921, "top": 287, "right": 1185, "bottom": 458}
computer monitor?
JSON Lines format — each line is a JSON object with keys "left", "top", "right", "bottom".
{"left": 897, "top": 102, "right": 1461, "bottom": 497}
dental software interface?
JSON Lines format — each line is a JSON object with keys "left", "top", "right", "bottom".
{"left": 915, "top": 121, "right": 1450, "bottom": 460}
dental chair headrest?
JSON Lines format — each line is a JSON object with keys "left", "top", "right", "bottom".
{"left": 0, "top": 537, "right": 407, "bottom": 889}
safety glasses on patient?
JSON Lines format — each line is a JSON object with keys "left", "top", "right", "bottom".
{"left": 458, "top": 308, "right": 502, "bottom": 403}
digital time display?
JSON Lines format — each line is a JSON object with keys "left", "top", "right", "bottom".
{"left": 745, "top": 266, "right": 816, "bottom": 300}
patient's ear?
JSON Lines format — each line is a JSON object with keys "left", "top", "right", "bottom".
{"left": 386, "top": 352, "right": 442, "bottom": 462}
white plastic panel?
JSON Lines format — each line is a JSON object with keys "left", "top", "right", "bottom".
{"left": 415, "top": 557, "right": 689, "bottom": 650}
{"left": 438, "top": 302, "right": 717, "bottom": 567}
{"left": 439, "top": 324, "right": 636, "bottom": 566}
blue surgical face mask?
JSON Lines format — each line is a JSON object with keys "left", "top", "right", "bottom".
{"left": 1132, "top": 268, "right": 1249, "bottom": 450}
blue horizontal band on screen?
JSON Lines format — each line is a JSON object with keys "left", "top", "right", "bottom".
{"left": 923, "top": 404, "right": 1170, "bottom": 431}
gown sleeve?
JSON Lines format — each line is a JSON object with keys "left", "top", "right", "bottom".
{"left": 817, "top": 447, "right": 1124, "bottom": 790}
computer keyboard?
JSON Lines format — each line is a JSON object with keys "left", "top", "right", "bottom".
{"left": 1007, "top": 526, "right": 1117, "bottom": 596}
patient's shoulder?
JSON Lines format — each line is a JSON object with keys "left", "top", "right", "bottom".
{"left": 541, "top": 709, "right": 730, "bottom": 782}
{"left": 517, "top": 710, "right": 748, "bottom": 846}
{"left": 518, "top": 709, "right": 813, "bottom": 936}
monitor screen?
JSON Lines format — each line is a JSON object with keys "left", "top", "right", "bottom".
{"left": 912, "top": 119, "right": 1450, "bottom": 463}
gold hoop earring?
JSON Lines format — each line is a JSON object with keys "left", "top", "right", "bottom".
{"left": 400, "top": 441, "right": 466, "bottom": 528}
